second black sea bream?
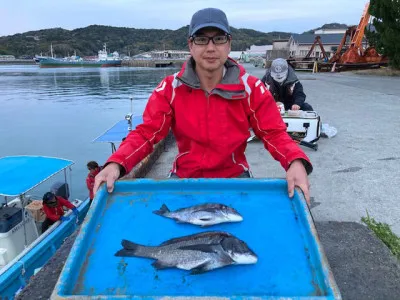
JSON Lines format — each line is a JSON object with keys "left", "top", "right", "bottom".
{"left": 115, "top": 231, "right": 257, "bottom": 274}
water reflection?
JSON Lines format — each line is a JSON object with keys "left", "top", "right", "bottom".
{"left": 99, "top": 68, "right": 110, "bottom": 88}
{"left": 0, "top": 65, "right": 179, "bottom": 199}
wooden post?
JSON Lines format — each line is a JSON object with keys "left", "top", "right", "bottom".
{"left": 312, "top": 61, "right": 318, "bottom": 73}
{"left": 331, "top": 62, "right": 337, "bottom": 72}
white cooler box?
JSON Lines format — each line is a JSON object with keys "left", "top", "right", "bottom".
{"left": 282, "top": 111, "right": 321, "bottom": 150}
{"left": 247, "top": 111, "right": 321, "bottom": 150}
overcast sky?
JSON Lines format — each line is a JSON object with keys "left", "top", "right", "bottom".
{"left": 2, "top": 0, "right": 370, "bottom": 37}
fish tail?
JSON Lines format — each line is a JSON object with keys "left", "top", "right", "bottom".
{"left": 153, "top": 203, "right": 170, "bottom": 216}
{"left": 114, "top": 239, "right": 145, "bottom": 257}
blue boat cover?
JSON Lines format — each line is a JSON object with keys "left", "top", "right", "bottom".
{"left": 0, "top": 156, "right": 73, "bottom": 197}
{"left": 92, "top": 116, "right": 143, "bottom": 143}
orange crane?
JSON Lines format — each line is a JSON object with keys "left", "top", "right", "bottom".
{"left": 302, "top": 36, "right": 329, "bottom": 61}
{"left": 329, "top": 2, "right": 386, "bottom": 64}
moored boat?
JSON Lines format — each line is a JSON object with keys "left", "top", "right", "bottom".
{"left": 39, "top": 44, "right": 122, "bottom": 68}
{"left": 0, "top": 155, "right": 90, "bottom": 299}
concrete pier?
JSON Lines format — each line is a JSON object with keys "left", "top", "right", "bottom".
{"left": 0, "top": 59, "right": 36, "bottom": 65}
{"left": 122, "top": 59, "right": 185, "bottom": 68}
{"left": 15, "top": 64, "right": 400, "bottom": 300}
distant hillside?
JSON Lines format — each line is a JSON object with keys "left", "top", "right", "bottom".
{"left": 0, "top": 23, "right": 347, "bottom": 58}
{"left": 0, "top": 25, "right": 291, "bottom": 58}
{"left": 303, "top": 23, "right": 348, "bottom": 34}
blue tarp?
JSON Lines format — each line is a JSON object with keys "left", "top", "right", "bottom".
{"left": 0, "top": 156, "right": 73, "bottom": 197}
{"left": 92, "top": 116, "right": 143, "bottom": 143}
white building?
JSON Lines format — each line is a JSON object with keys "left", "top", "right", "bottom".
{"left": 314, "top": 28, "right": 347, "bottom": 35}
{"left": 246, "top": 45, "right": 273, "bottom": 58}
{"left": 288, "top": 34, "right": 344, "bottom": 59}
{"left": 229, "top": 51, "right": 243, "bottom": 60}
{"left": 268, "top": 33, "right": 344, "bottom": 60}
{"left": 272, "top": 40, "right": 290, "bottom": 50}
{"left": 150, "top": 50, "right": 190, "bottom": 60}
{"left": 132, "top": 50, "right": 190, "bottom": 61}
{"left": 0, "top": 55, "right": 15, "bottom": 61}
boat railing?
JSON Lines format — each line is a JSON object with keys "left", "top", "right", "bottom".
{"left": 0, "top": 199, "right": 83, "bottom": 276}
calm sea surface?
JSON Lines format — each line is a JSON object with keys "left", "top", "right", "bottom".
{"left": 0, "top": 65, "right": 179, "bottom": 200}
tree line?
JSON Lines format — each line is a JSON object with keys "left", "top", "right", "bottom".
{"left": 0, "top": 25, "right": 290, "bottom": 58}
{"left": 2, "top": 5, "right": 397, "bottom": 70}
{"left": 367, "top": 0, "right": 400, "bottom": 68}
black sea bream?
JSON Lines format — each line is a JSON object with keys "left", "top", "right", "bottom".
{"left": 115, "top": 231, "right": 257, "bottom": 274}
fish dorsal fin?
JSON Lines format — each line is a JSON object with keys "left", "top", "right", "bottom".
{"left": 178, "top": 244, "right": 220, "bottom": 253}
{"left": 159, "top": 231, "right": 232, "bottom": 246}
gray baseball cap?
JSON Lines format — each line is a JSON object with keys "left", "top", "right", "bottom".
{"left": 189, "top": 8, "right": 230, "bottom": 37}
{"left": 270, "top": 58, "right": 288, "bottom": 83}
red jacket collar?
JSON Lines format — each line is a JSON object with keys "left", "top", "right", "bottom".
{"left": 176, "top": 57, "right": 247, "bottom": 100}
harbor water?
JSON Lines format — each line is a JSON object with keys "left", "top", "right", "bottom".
{"left": 0, "top": 65, "right": 180, "bottom": 201}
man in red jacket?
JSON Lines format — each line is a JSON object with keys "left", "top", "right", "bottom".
{"left": 41, "top": 192, "right": 78, "bottom": 233}
{"left": 93, "top": 8, "right": 313, "bottom": 203}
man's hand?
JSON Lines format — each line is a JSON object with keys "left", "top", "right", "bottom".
{"left": 93, "top": 163, "right": 121, "bottom": 196}
{"left": 286, "top": 159, "right": 310, "bottom": 205}
{"left": 291, "top": 104, "right": 300, "bottom": 110}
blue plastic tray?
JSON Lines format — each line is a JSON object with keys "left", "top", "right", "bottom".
{"left": 52, "top": 179, "right": 341, "bottom": 299}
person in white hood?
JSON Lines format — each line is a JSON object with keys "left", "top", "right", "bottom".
{"left": 262, "top": 58, "right": 313, "bottom": 111}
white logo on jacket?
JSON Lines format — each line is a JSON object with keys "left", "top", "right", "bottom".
{"left": 155, "top": 81, "right": 166, "bottom": 92}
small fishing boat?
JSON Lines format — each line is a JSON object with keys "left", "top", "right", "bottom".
{"left": 0, "top": 155, "right": 90, "bottom": 299}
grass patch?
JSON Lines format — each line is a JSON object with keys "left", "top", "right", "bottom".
{"left": 361, "top": 211, "right": 400, "bottom": 260}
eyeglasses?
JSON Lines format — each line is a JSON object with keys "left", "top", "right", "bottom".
{"left": 191, "top": 34, "right": 231, "bottom": 45}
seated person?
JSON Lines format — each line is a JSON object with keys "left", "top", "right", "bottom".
{"left": 41, "top": 192, "right": 78, "bottom": 233}
{"left": 86, "top": 161, "right": 102, "bottom": 202}
{"left": 261, "top": 58, "right": 313, "bottom": 111}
